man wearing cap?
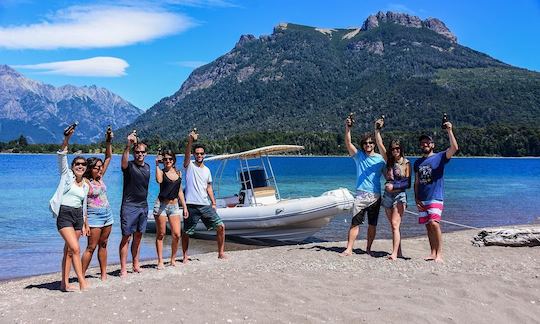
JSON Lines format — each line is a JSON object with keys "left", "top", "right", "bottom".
{"left": 340, "top": 116, "right": 387, "bottom": 256}
{"left": 414, "top": 122, "right": 459, "bottom": 263}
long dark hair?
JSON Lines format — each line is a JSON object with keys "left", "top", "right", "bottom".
{"left": 83, "top": 157, "right": 103, "bottom": 180}
{"left": 386, "top": 139, "right": 404, "bottom": 168}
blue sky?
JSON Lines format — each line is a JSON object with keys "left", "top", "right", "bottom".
{"left": 1, "top": 0, "right": 539, "bottom": 110}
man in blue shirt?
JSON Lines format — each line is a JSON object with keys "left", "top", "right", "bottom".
{"left": 341, "top": 116, "right": 387, "bottom": 256}
{"left": 414, "top": 121, "right": 459, "bottom": 263}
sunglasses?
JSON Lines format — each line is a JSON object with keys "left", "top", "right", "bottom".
{"left": 391, "top": 147, "right": 401, "bottom": 151}
{"left": 194, "top": 152, "right": 205, "bottom": 156}
{"left": 363, "top": 141, "right": 375, "bottom": 145}
{"left": 134, "top": 150, "right": 146, "bottom": 154}
{"left": 74, "top": 162, "right": 87, "bottom": 167}
{"left": 163, "top": 157, "right": 173, "bottom": 161}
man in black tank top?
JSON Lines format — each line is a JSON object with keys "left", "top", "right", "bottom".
{"left": 119, "top": 133, "right": 150, "bottom": 277}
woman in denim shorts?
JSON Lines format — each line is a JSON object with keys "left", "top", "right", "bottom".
{"left": 153, "top": 149, "right": 188, "bottom": 269}
{"left": 382, "top": 140, "right": 411, "bottom": 260}
{"left": 81, "top": 128, "right": 114, "bottom": 280}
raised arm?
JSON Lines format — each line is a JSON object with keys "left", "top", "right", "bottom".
{"left": 374, "top": 118, "right": 387, "bottom": 162}
{"left": 101, "top": 131, "right": 113, "bottom": 176}
{"left": 155, "top": 158, "right": 163, "bottom": 184}
{"left": 344, "top": 119, "right": 357, "bottom": 156}
{"left": 183, "top": 131, "right": 197, "bottom": 169}
{"left": 444, "top": 122, "right": 459, "bottom": 159}
{"left": 122, "top": 133, "right": 136, "bottom": 169}
{"left": 57, "top": 130, "right": 73, "bottom": 175}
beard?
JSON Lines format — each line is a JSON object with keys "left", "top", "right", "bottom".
{"left": 421, "top": 146, "right": 433, "bottom": 155}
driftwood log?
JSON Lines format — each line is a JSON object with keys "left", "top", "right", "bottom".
{"left": 472, "top": 228, "right": 540, "bottom": 247}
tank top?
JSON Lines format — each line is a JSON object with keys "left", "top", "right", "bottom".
{"left": 159, "top": 171, "right": 182, "bottom": 201}
{"left": 87, "top": 179, "right": 110, "bottom": 209}
{"left": 385, "top": 157, "right": 409, "bottom": 191}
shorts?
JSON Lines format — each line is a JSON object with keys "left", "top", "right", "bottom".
{"left": 57, "top": 205, "right": 84, "bottom": 231}
{"left": 183, "top": 204, "right": 224, "bottom": 235}
{"left": 153, "top": 199, "right": 182, "bottom": 217}
{"left": 351, "top": 191, "right": 381, "bottom": 227}
{"left": 418, "top": 200, "right": 444, "bottom": 224}
{"left": 120, "top": 204, "right": 148, "bottom": 236}
{"left": 87, "top": 207, "right": 114, "bottom": 228}
{"left": 381, "top": 191, "right": 407, "bottom": 209}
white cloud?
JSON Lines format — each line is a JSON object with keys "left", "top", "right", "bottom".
{"left": 13, "top": 57, "right": 129, "bottom": 77}
{"left": 386, "top": 3, "right": 416, "bottom": 15}
{"left": 0, "top": 5, "right": 195, "bottom": 50}
{"left": 175, "top": 60, "right": 207, "bottom": 68}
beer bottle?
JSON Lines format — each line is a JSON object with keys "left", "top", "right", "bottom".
{"left": 63, "top": 121, "right": 79, "bottom": 136}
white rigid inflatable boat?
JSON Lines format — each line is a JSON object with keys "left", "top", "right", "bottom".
{"left": 147, "top": 145, "right": 354, "bottom": 242}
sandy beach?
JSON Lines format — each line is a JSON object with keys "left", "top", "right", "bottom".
{"left": 1, "top": 229, "right": 539, "bottom": 323}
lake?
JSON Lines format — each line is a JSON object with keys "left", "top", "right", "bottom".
{"left": 0, "top": 153, "right": 539, "bottom": 280}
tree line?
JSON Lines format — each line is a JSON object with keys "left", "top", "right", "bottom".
{"left": 3, "top": 124, "right": 540, "bottom": 157}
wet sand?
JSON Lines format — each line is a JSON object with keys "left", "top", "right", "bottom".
{"left": 0, "top": 229, "right": 539, "bottom": 323}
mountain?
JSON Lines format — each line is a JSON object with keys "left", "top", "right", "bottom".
{"left": 124, "top": 11, "right": 540, "bottom": 152}
{"left": 0, "top": 65, "right": 143, "bottom": 143}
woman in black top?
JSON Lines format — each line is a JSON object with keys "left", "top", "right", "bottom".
{"left": 153, "top": 149, "right": 188, "bottom": 268}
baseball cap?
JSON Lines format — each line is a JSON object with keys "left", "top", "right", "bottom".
{"left": 418, "top": 134, "right": 433, "bottom": 142}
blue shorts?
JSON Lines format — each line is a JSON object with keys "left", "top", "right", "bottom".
{"left": 153, "top": 199, "right": 182, "bottom": 217}
{"left": 381, "top": 191, "right": 407, "bottom": 209}
{"left": 87, "top": 207, "right": 114, "bottom": 228}
{"left": 183, "top": 204, "right": 224, "bottom": 235}
{"left": 120, "top": 204, "right": 148, "bottom": 236}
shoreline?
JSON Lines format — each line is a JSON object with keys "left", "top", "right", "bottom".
{"left": 1, "top": 227, "right": 539, "bottom": 322}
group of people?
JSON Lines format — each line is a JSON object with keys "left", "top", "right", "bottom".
{"left": 49, "top": 129, "right": 226, "bottom": 291}
{"left": 341, "top": 115, "right": 458, "bottom": 263}
{"left": 49, "top": 115, "right": 458, "bottom": 292}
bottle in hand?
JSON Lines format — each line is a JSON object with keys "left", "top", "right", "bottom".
{"left": 105, "top": 125, "right": 113, "bottom": 142}
{"left": 63, "top": 121, "right": 79, "bottom": 136}
{"left": 376, "top": 115, "right": 385, "bottom": 130}
{"left": 441, "top": 113, "right": 449, "bottom": 129}
{"left": 131, "top": 129, "right": 139, "bottom": 144}
{"left": 346, "top": 113, "right": 355, "bottom": 127}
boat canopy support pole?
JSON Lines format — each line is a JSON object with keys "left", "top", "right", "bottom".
{"left": 265, "top": 155, "right": 281, "bottom": 200}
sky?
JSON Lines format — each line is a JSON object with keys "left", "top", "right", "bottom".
{"left": 1, "top": 0, "right": 539, "bottom": 110}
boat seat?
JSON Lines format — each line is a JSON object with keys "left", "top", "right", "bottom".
{"left": 253, "top": 186, "right": 276, "bottom": 198}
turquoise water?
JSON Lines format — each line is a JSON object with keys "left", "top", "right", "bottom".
{"left": 0, "top": 154, "right": 539, "bottom": 280}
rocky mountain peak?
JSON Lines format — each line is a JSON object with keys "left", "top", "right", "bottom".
{"left": 235, "top": 34, "right": 257, "bottom": 48}
{"left": 361, "top": 11, "right": 457, "bottom": 43}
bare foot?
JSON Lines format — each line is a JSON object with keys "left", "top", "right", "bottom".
{"left": 79, "top": 280, "right": 89, "bottom": 291}
{"left": 100, "top": 274, "right": 107, "bottom": 281}
{"left": 339, "top": 250, "right": 352, "bottom": 257}
{"left": 424, "top": 255, "right": 436, "bottom": 261}
{"left": 218, "top": 253, "right": 228, "bottom": 260}
{"left": 156, "top": 263, "right": 164, "bottom": 270}
{"left": 133, "top": 266, "right": 142, "bottom": 273}
{"left": 387, "top": 254, "right": 397, "bottom": 260}
{"left": 170, "top": 260, "right": 176, "bottom": 267}
{"left": 182, "top": 257, "right": 189, "bottom": 264}
{"left": 366, "top": 249, "right": 373, "bottom": 257}
{"left": 60, "top": 283, "right": 77, "bottom": 292}
{"left": 434, "top": 257, "right": 444, "bottom": 263}
{"left": 120, "top": 270, "right": 128, "bottom": 278}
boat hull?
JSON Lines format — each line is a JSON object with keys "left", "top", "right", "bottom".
{"left": 146, "top": 188, "right": 353, "bottom": 242}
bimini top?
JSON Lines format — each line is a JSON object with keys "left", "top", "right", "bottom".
{"left": 205, "top": 145, "right": 304, "bottom": 161}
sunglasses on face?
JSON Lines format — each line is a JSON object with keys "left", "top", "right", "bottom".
{"left": 134, "top": 150, "right": 146, "bottom": 154}
{"left": 391, "top": 147, "right": 401, "bottom": 151}
{"left": 420, "top": 141, "right": 432, "bottom": 146}
{"left": 74, "top": 162, "right": 87, "bottom": 167}
{"left": 163, "top": 157, "right": 173, "bottom": 161}
{"left": 194, "top": 152, "right": 205, "bottom": 156}
{"left": 363, "top": 141, "right": 375, "bottom": 145}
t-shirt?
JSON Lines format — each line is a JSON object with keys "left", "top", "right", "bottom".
{"left": 184, "top": 161, "right": 212, "bottom": 205}
{"left": 414, "top": 151, "right": 450, "bottom": 201}
{"left": 121, "top": 160, "right": 150, "bottom": 207}
{"left": 352, "top": 150, "right": 386, "bottom": 195}
{"left": 61, "top": 182, "right": 89, "bottom": 208}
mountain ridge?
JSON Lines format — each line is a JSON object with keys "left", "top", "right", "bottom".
{"left": 0, "top": 65, "right": 143, "bottom": 143}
